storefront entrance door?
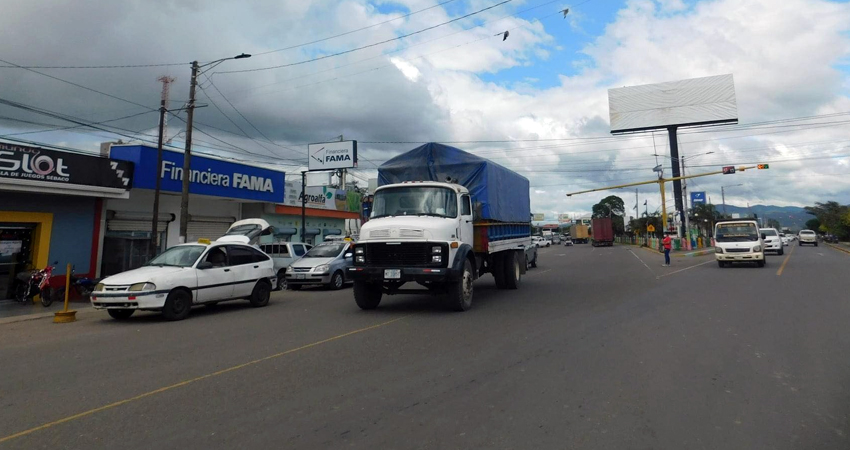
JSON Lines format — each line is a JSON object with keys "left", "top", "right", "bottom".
{"left": 0, "top": 224, "right": 35, "bottom": 300}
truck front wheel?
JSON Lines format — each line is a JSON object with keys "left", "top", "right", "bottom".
{"left": 503, "top": 252, "right": 522, "bottom": 290}
{"left": 447, "top": 260, "right": 474, "bottom": 312}
{"left": 354, "top": 281, "right": 382, "bottom": 310}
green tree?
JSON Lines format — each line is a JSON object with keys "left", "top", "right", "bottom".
{"left": 805, "top": 201, "right": 850, "bottom": 239}
{"left": 592, "top": 195, "right": 626, "bottom": 235}
{"left": 805, "top": 218, "right": 821, "bottom": 231}
{"left": 690, "top": 203, "right": 721, "bottom": 237}
{"left": 766, "top": 218, "right": 781, "bottom": 230}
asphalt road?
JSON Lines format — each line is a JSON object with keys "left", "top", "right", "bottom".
{"left": 1, "top": 242, "right": 849, "bottom": 449}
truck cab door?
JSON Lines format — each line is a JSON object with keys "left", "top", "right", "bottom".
{"left": 460, "top": 194, "right": 474, "bottom": 245}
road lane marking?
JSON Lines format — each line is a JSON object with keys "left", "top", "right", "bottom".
{"left": 0, "top": 314, "right": 414, "bottom": 444}
{"left": 629, "top": 249, "right": 655, "bottom": 274}
{"left": 656, "top": 259, "right": 715, "bottom": 279}
{"left": 776, "top": 245, "right": 796, "bottom": 276}
{"left": 527, "top": 269, "right": 552, "bottom": 277}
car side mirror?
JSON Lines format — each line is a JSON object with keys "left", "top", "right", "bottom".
{"left": 761, "top": 233, "right": 767, "bottom": 240}
{"left": 197, "top": 261, "right": 213, "bottom": 269}
{"left": 344, "top": 253, "right": 353, "bottom": 259}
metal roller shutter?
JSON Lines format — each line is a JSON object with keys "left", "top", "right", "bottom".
{"left": 187, "top": 216, "right": 234, "bottom": 242}
{"left": 107, "top": 219, "right": 171, "bottom": 232}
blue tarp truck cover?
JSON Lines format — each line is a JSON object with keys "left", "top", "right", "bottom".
{"left": 377, "top": 143, "right": 531, "bottom": 223}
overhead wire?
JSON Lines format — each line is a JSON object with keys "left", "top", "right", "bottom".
{"left": 217, "top": 0, "right": 514, "bottom": 74}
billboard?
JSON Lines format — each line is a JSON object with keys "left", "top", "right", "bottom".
{"left": 307, "top": 140, "right": 357, "bottom": 171}
{"left": 284, "top": 180, "right": 361, "bottom": 213}
{"left": 2, "top": 142, "right": 132, "bottom": 191}
{"left": 558, "top": 214, "right": 572, "bottom": 223}
{"left": 532, "top": 213, "right": 545, "bottom": 221}
{"left": 608, "top": 74, "right": 738, "bottom": 134}
{"left": 690, "top": 191, "right": 706, "bottom": 204}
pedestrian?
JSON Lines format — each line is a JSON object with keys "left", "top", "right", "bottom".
{"left": 662, "top": 232, "right": 672, "bottom": 266}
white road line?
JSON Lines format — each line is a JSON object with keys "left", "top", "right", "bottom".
{"left": 656, "top": 259, "right": 715, "bottom": 279}
{"left": 818, "top": 253, "right": 824, "bottom": 257}
{"left": 527, "top": 269, "right": 552, "bottom": 277}
{"left": 629, "top": 249, "right": 655, "bottom": 274}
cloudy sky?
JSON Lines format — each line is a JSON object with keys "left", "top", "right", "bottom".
{"left": 2, "top": 0, "right": 850, "bottom": 221}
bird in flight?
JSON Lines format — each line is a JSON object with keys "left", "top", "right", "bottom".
{"left": 495, "top": 30, "right": 509, "bottom": 41}
{"left": 561, "top": 8, "right": 570, "bottom": 18}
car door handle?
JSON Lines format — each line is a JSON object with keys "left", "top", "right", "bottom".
{"left": 253, "top": 265, "right": 259, "bottom": 268}
{"left": 224, "top": 269, "right": 231, "bottom": 272}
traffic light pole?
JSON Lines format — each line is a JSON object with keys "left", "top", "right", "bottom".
{"left": 566, "top": 166, "right": 758, "bottom": 241}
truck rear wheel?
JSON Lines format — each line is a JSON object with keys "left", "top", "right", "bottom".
{"left": 447, "top": 260, "right": 473, "bottom": 311}
{"left": 354, "top": 281, "right": 382, "bottom": 310}
{"left": 503, "top": 252, "right": 522, "bottom": 290}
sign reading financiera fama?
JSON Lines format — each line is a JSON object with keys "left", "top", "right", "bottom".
{"left": 0, "top": 142, "right": 133, "bottom": 190}
{"left": 307, "top": 140, "right": 357, "bottom": 171}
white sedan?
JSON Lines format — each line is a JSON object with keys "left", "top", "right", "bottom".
{"left": 91, "top": 241, "right": 277, "bottom": 321}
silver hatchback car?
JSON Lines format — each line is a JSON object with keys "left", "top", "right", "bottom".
{"left": 285, "top": 242, "right": 353, "bottom": 290}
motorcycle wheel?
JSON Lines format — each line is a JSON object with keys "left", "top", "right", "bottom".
{"left": 40, "top": 287, "right": 55, "bottom": 307}
{"left": 14, "top": 283, "right": 29, "bottom": 303}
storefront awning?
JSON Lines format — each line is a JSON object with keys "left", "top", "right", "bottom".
{"left": 303, "top": 228, "right": 321, "bottom": 236}
{"left": 274, "top": 227, "right": 298, "bottom": 237}
{"left": 323, "top": 228, "right": 342, "bottom": 236}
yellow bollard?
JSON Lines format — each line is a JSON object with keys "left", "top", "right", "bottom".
{"left": 53, "top": 263, "right": 77, "bottom": 323}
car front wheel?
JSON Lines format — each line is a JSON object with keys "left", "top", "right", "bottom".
{"left": 108, "top": 309, "right": 135, "bottom": 320}
{"left": 162, "top": 289, "right": 192, "bottom": 321}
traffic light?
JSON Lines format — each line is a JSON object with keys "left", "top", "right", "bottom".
{"left": 757, "top": 164, "right": 770, "bottom": 169}
{"left": 722, "top": 166, "right": 736, "bottom": 175}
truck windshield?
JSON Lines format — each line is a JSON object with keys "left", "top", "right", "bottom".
{"left": 760, "top": 229, "right": 778, "bottom": 236}
{"left": 371, "top": 186, "right": 458, "bottom": 219}
{"left": 716, "top": 223, "right": 759, "bottom": 242}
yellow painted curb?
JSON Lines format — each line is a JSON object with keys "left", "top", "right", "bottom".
{"left": 826, "top": 243, "right": 850, "bottom": 256}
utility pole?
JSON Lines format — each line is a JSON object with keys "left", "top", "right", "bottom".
{"left": 722, "top": 186, "right": 727, "bottom": 216}
{"left": 682, "top": 155, "right": 692, "bottom": 249}
{"left": 150, "top": 75, "right": 175, "bottom": 256}
{"left": 667, "top": 126, "right": 685, "bottom": 234}
{"left": 179, "top": 60, "right": 199, "bottom": 243}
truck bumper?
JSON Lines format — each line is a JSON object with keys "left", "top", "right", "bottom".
{"left": 716, "top": 252, "right": 764, "bottom": 262}
{"left": 347, "top": 267, "right": 462, "bottom": 284}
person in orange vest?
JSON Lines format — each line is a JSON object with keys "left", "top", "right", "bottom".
{"left": 662, "top": 232, "right": 673, "bottom": 266}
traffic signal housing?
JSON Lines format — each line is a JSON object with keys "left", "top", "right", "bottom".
{"left": 757, "top": 164, "right": 770, "bottom": 169}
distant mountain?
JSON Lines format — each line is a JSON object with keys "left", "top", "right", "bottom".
{"left": 718, "top": 204, "right": 810, "bottom": 230}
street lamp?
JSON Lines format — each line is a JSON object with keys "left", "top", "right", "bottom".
{"left": 178, "top": 53, "right": 252, "bottom": 243}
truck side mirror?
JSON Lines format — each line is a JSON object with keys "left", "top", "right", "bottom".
{"left": 761, "top": 233, "right": 767, "bottom": 240}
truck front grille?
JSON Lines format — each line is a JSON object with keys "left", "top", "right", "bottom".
{"left": 365, "top": 243, "right": 432, "bottom": 267}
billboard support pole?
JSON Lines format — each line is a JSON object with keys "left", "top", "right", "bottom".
{"left": 667, "top": 126, "right": 685, "bottom": 238}
{"left": 301, "top": 171, "right": 307, "bottom": 243}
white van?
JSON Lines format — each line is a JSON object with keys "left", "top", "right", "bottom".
{"left": 714, "top": 219, "right": 766, "bottom": 268}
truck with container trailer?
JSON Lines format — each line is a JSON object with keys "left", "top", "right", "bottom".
{"left": 347, "top": 143, "right": 532, "bottom": 311}
{"left": 570, "top": 224, "right": 590, "bottom": 244}
{"left": 591, "top": 218, "right": 614, "bottom": 247}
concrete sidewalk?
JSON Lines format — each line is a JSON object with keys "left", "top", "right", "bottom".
{"left": 0, "top": 300, "right": 93, "bottom": 325}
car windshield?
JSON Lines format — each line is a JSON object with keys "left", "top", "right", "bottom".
{"left": 147, "top": 245, "right": 206, "bottom": 267}
{"left": 371, "top": 186, "right": 458, "bottom": 218}
{"left": 304, "top": 244, "right": 346, "bottom": 258}
{"left": 760, "top": 229, "right": 778, "bottom": 236}
{"left": 715, "top": 223, "right": 760, "bottom": 242}
{"left": 801, "top": 231, "right": 815, "bottom": 235}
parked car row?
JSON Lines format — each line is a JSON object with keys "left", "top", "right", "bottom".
{"left": 90, "top": 219, "right": 357, "bottom": 322}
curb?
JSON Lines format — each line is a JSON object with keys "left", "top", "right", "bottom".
{"left": 825, "top": 243, "right": 850, "bottom": 256}
{"left": 0, "top": 305, "right": 95, "bottom": 326}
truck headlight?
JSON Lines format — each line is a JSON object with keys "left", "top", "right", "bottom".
{"left": 715, "top": 247, "right": 723, "bottom": 254}
{"left": 128, "top": 282, "right": 156, "bottom": 291}
{"left": 355, "top": 246, "right": 364, "bottom": 255}
{"left": 432, "top": 246, "right": 442, "bottom": 254}
{"left": 753, "top": 245, "right": 761, "bottom": 252}
{"left": 356, "top": 256, "right": 365, "bottom": 263}
{"left": 314, "top": 264, "right": 330, "bottom": 273}
{"left": 432, "top": 255, "right": 442, "bottom": 263}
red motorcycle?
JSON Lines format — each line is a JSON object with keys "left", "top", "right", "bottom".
{"left": 14, "top": 264, "right": 56, "bottom": 307}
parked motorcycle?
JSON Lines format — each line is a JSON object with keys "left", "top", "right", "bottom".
{"left": 52, "top": 267, "right": 99, "bottom": 303}
{"left": 14, "top": 263, "right": 56, "bottom": 307}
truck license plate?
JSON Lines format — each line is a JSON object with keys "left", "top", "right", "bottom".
{"left": 384, "top": 269, "right": 401, "bottom": 279}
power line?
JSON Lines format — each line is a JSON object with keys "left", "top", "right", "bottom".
{"left": 254, "top": 0, "right": 461, "bottom": 56}
{"left": 218, "top": 0, "right": 514, "bottom": 74}
{"left": 0, "top": 61, "right": 189, "bottom": 69}
{"left": 209, "top": 0, "right": 567, "bottom": 100}
{"left": 0, "top": 110, "right": 156, "bottom": 137}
